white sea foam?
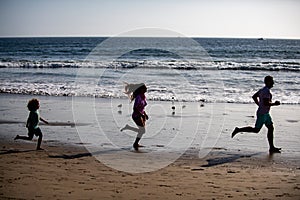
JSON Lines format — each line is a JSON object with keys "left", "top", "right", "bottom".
{"left": 0, "top": 67, "right": 299, "bottom": 104}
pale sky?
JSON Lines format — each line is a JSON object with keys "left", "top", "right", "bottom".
{"left": 0, "top": 0, "right": 299, "bottom": 39}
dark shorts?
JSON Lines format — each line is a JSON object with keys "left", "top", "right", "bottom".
{"left": 28, "top": 127, "right": 42, "bottom": 138}
{"left": 255, "top": 113, "right": 273, "bottom": 129}
{"left": 132, "top": 115, "right": 145, "bottom": 127}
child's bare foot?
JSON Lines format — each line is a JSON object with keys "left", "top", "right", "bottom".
{"left": 269, "top": 147, "right": 281, "bottom": 153}
{"left": 36, "top": 147, "right": 44, "bottom": 151}
{"left": 231, "top": 127, "right": 239, "bottom": 138}
{"left": 14, "top": 135, "right": 19, "bottom": 140}
{"left": 133, "top": 143, "right": 139, "bottom": 151}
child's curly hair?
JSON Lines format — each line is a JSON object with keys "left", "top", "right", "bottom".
{"left": 27, "top": 98, "right": 40, "bottom": 111}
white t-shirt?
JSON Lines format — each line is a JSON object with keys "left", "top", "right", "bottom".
{"left": 257, "top": 86, "right": 272, "bottom": 115}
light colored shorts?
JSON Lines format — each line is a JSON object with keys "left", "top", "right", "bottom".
{"left": 255, "top": 113, "right": 273, "bottom": 129}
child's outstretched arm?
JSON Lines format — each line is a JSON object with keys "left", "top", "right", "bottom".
{"left": 40, "top": 117, "right": 49, "bottom": 124}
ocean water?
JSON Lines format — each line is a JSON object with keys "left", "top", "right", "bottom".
{"left": 0, "top": 37, "right": 299, "bottom": 104}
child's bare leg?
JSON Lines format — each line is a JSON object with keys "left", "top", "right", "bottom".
{"left": 14, "top": 135, "right": 33, "bottom": 140}
{"left": 133, "top": 137, "right": 141, "bottom": 151}
{"left": 133, "top": 127, "right": 145, "bottom": 150}
{"left": 231, "top": 126, "right": 260, "bottom": 138}
{"left": 121, "top": 124, "right": 146, "bottom": 150}
{"left": 266, "top": 124, "right": 274, "bottom": 148}
{"left": 266, "top": 124, "right": 281, "bottom": 153}
{"left": 121, "top": 124, "right": 139, "bottom": 133}
{"left": 36, "top": 133, "right": 43, "bottom": 150}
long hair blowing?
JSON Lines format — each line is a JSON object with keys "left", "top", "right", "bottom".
{"left": 124, "top": 82, "right": 146, "bottom": 102}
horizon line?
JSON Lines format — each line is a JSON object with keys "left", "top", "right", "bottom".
{"left": 0, "top": 35, "right": 299, "bottom": 40}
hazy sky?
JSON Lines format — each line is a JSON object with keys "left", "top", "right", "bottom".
{"left": 0, "top": 0, "right": 299, "bottom": 38}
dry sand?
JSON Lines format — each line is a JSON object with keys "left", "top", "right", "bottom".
{"left": 1, "top": 139, "right": 299, "bottom": 200}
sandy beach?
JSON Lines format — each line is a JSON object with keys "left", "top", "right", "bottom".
{"left": 1, "top": 139, "right": 300, "bottom": 200}
{"left": 1, "top": 94, "right": 300, "bottom": 199}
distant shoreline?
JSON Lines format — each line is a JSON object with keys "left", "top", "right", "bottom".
{"left": 1, "top": 36, "right": 300, "bottom": 40}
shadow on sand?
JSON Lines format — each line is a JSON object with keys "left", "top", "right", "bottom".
{"left": 48, "top": 148, "right": 131, "bottom": 159}
{"left": 0, "top": 149, "right": 36, "bottom": 155}
{"left": 201, "top": 152, "right": 262, "bottom": 167}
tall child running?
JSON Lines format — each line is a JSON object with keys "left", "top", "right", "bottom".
{"left": 231, "top": 76, "right": 281, "bottom": 153}
{"left": 15, "top": 98, "right": 49, "bottom": 150}
{"left": 121, "top": 83, "right": 148, "bottom": 151}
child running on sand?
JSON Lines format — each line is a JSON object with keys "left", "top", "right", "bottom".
{"left": 231, "top": 76, "right": 281, "bottom": 153}
{"left": 121, "top": 83, "right": 148, "bottom": 151}
{"left": 14, "top": 98, "right": 48, "bottom": 150}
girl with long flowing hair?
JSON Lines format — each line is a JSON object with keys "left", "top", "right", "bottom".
{"left": 121, "top": 82, "right": 148, "bottom": 150}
